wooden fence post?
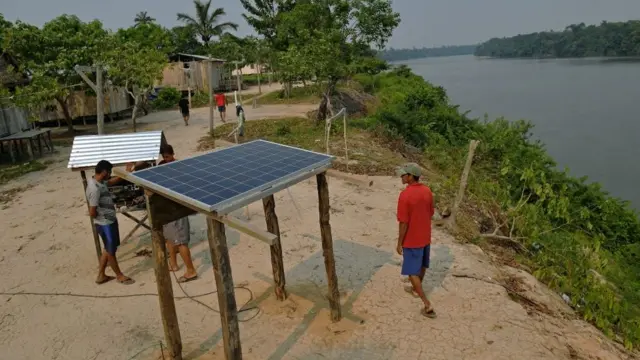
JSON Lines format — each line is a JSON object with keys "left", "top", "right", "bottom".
{"left": 447, "top": 140, "right": 480, "bottom": 230}
{"left": 316, "top": 172, "right": 342, "bottom": 322}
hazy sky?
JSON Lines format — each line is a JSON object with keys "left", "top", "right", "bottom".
{"left": 2, "top": 0, "right": 640, "bottom": 48}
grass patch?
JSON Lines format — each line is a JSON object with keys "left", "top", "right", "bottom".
{"left": 0, "top": 161, "right": 47, "bottom": 186}
{"left": 258, "top": 85, "right": 321, "bottom": 105}
{"left": 0, "top": 184, "right": 34, "bottom": 207}
{"left": 198, "top": 117, "right": 412, "bottom": 176}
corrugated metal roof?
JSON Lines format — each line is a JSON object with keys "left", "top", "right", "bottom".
{"left": 176, "top": 53, "right": 226, "bottom": 62}
{"left": 68, "top": 131, "right": 164, "bottom": 171}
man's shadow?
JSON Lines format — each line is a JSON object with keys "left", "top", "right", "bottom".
{"left": 186, "top": 234, "right": 453, "bottom": 360}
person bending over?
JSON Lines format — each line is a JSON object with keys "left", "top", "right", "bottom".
{"left": 396, "top": 163, "right": 436, "bottom": 318}
{"left": 159, "top": 144, "right": 198, "bottom": 283}
{"left": 87, "top": 160, "right": 134, "bottom": 285}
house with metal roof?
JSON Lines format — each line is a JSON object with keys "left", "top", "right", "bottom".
{"left": 157, "top": 53, "right": 229, "bottom": 92}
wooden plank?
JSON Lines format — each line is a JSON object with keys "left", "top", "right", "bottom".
{"left": 146, "top": 191, "right": 183, "bottom": 360}
{"left": 119, "top": 211, "right": 152, "bottom": 230}
{"left": 80, "top": 171, "right": 102, "bottom": 262}
{"left": 219, "top": 215, "right": 276, "bottom": 246}
{"left": 262, "top": 195, "right": 287, "bottom": 301}
{"left": 206, "top": 217, "right": 242, "bottom": 360}
{"left": 316, "top": 172, "right": 342, "bottom": 322}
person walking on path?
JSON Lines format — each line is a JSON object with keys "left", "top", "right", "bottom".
{"left": 87, "top": 160, "right": 134, "bottom": 285}
{"left": 159, "top": 144, "right": 198, "bottom": 283}
{"left": 395, "top": 163, "right": 436, "bottom": 318}
{"left": 215, "top": 90, "right": 228, "bottom": 123}
{"left": 178, "top": 96, "right": 190, "bottom": 126}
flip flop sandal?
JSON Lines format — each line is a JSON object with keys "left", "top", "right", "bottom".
{"left": 404, "top": 286, "right": 419, "bottom": 298}
{"left": 118, "top": 278, "right": 135, "bottom": 285}
{"left": 178, "top": 275, "right": 198, "bottom": 283}
{"left": 95, "top": 275, "right": 115, "bottom": 285}
{"left": 421, "top": 307, "right": 437, "bottom": 319}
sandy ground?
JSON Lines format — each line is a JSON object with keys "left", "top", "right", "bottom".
{"left": 0, "top": 105, "right": 635, "bottom": 360}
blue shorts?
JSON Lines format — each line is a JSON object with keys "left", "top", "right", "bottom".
{"left": 96, "top": 222, "right": 120, "bottom": 256}
{"left": 401, "top": 245, "right": 431, "bottom": 276}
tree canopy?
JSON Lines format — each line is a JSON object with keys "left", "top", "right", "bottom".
{"left": 240, "top": 0, "right": 400, "bottom": 120}
{"left": 4, "top": 15, "right": 111, "bottom": 131}
{"left": 177, "top": 0, "right": 238, "bottom": 44}
{"left": 475, "top": 20, "right": 640, "bottom": 58}
{"left": 134, "top": 11, "right": 155, "bottom": 26}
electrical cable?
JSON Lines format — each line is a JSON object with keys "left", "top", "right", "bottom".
{"left": 0, "top": 275, "right": 261, "bottom": 321}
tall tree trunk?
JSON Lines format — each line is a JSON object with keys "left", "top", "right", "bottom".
{"left": 316, "top": 79, "right": 337, "bottom": 125}
{"left": 55, "top": 96, "right": 74, "bottom": 133}
{"left": 258, "top": 64, "right": 262, "bottom": 95}
{"left": 131, "top": 95, "right": 139, "bottom": 133}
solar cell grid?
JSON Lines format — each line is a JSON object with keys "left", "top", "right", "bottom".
{"left": 129, "top": 140, "right": 332, "bottom": 212}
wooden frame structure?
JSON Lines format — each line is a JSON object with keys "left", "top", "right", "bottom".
{"left": 114, "top": 159, "right": 341, "bottom": 360}
{"left": 68, "top": 131, "right": 167, "bottom": 262}
{"left": 0, "top": 128, "right": 54, "bottom": 163}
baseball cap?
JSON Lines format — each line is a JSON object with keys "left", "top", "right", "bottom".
{"left": 395, "top": 163, "right": 422, "bottom": 177}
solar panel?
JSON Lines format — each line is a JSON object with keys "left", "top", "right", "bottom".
{"left": 128, "top": 140, "right": 333, "bottom": 214}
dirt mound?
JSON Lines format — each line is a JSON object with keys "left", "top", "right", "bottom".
{"left": 307, "top": 88, "right": 376, "bottom": 120}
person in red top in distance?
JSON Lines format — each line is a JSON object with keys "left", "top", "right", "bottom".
{"left": 396, "top": 162, "right": 436, "bottom": 318}
{"left": 214, "top": 90, "right": 228, "bottom": 123}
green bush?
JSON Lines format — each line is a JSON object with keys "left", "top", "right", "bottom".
{"left": 191, "top": 91, "right": 209, "bottom": 107}
{"left": 152, "top": 87, "right": 182, "bottom": 110}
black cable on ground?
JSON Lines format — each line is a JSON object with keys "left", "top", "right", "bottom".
{"left": 1, "top": 278, "right": 261, "bottom": 321}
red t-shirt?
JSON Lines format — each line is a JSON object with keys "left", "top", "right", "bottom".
{"left": 215, "top": 93, "right": 226, "bottom": 107}
{"left": 397, "top": 183, "right": 434, "bottom": 248}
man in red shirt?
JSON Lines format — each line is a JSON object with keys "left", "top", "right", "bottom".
{"left": 396, "top": 163, "right": 436, "bottom": 318}
{"left": 214, "top": 90, "right": 228, "bottom": 123}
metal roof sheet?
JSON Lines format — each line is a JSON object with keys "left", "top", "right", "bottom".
{"left": 175, "top": 53, "right": 225, "bottom": 62}
{"left": 68, "top": 131, "right": 165, "bottom": 171}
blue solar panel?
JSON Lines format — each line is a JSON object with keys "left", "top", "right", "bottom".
{"left": 129, "top": 140, "right": 333, "bottom": 213}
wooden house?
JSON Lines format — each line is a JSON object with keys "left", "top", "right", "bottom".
{"left": 158, "top": 53, "right": 228, "bottom": 92}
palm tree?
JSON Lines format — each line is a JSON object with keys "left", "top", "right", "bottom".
{"left": 177, "top": 0, "right": 238, "bottom": 44}
{"left": 134, "top": 11, "right": 155, "bottom": 26}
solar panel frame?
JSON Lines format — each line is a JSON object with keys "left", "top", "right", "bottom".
{"left": 122, "top": 140, "right": 334, "bottom": 215}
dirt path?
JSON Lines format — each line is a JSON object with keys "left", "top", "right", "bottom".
{"left": 0, "top": 106, "right": 633, "bottom": 360}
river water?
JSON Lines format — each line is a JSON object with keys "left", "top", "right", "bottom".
{"left": 404, "top": 55, "right": 640, "bottom": 210}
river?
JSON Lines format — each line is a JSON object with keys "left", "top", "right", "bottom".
{"left": 404, "top": 55, "right": 640, "bottom": 210}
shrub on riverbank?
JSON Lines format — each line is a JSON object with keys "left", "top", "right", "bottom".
{"left": 352, "top": 66, "right": 640, "bottom": 349}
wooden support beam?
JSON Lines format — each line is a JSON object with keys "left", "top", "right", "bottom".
{"left": 146, "top": 191, "right": 183, "bottom": 360}
{"left": 80, "top": 170, "right": 102, "bottom": 262}
{"left": 219, "top": 215, "right": 276, "bottom": 246}
{"left": 262, "top": 195, "right": 287, "bottom": 301}
{"left": 206, "top": 217, "right": 242, "bottom": 360}
{"left": 316, "top": 172, "right": 342, "bottom": 322}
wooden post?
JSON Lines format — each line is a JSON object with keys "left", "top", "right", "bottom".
{"left": 206, "top": 217, "right": 242, "bottom": 360}
{"left": 316, "top": 172, "right": 342, "bottom": 322}
{"left": 48, "top": 130, "right": 54, "bottom": 151}
{"left": 262, "top": 195, "right": 287, "bottom": 301}
{"left": 208, "top": 60, "right": 215, "bottom": 138}
{"left": 447, "top": 140, "right": 480, "bottom": 230}
{"left": 80, "top": 170, "right": 102, "bottom": 262}
{"left": 25, "top": 138, "right": 34, "bottom": 161}
{"left": 146, "top": 192, "right": 183, "bottom": 360}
